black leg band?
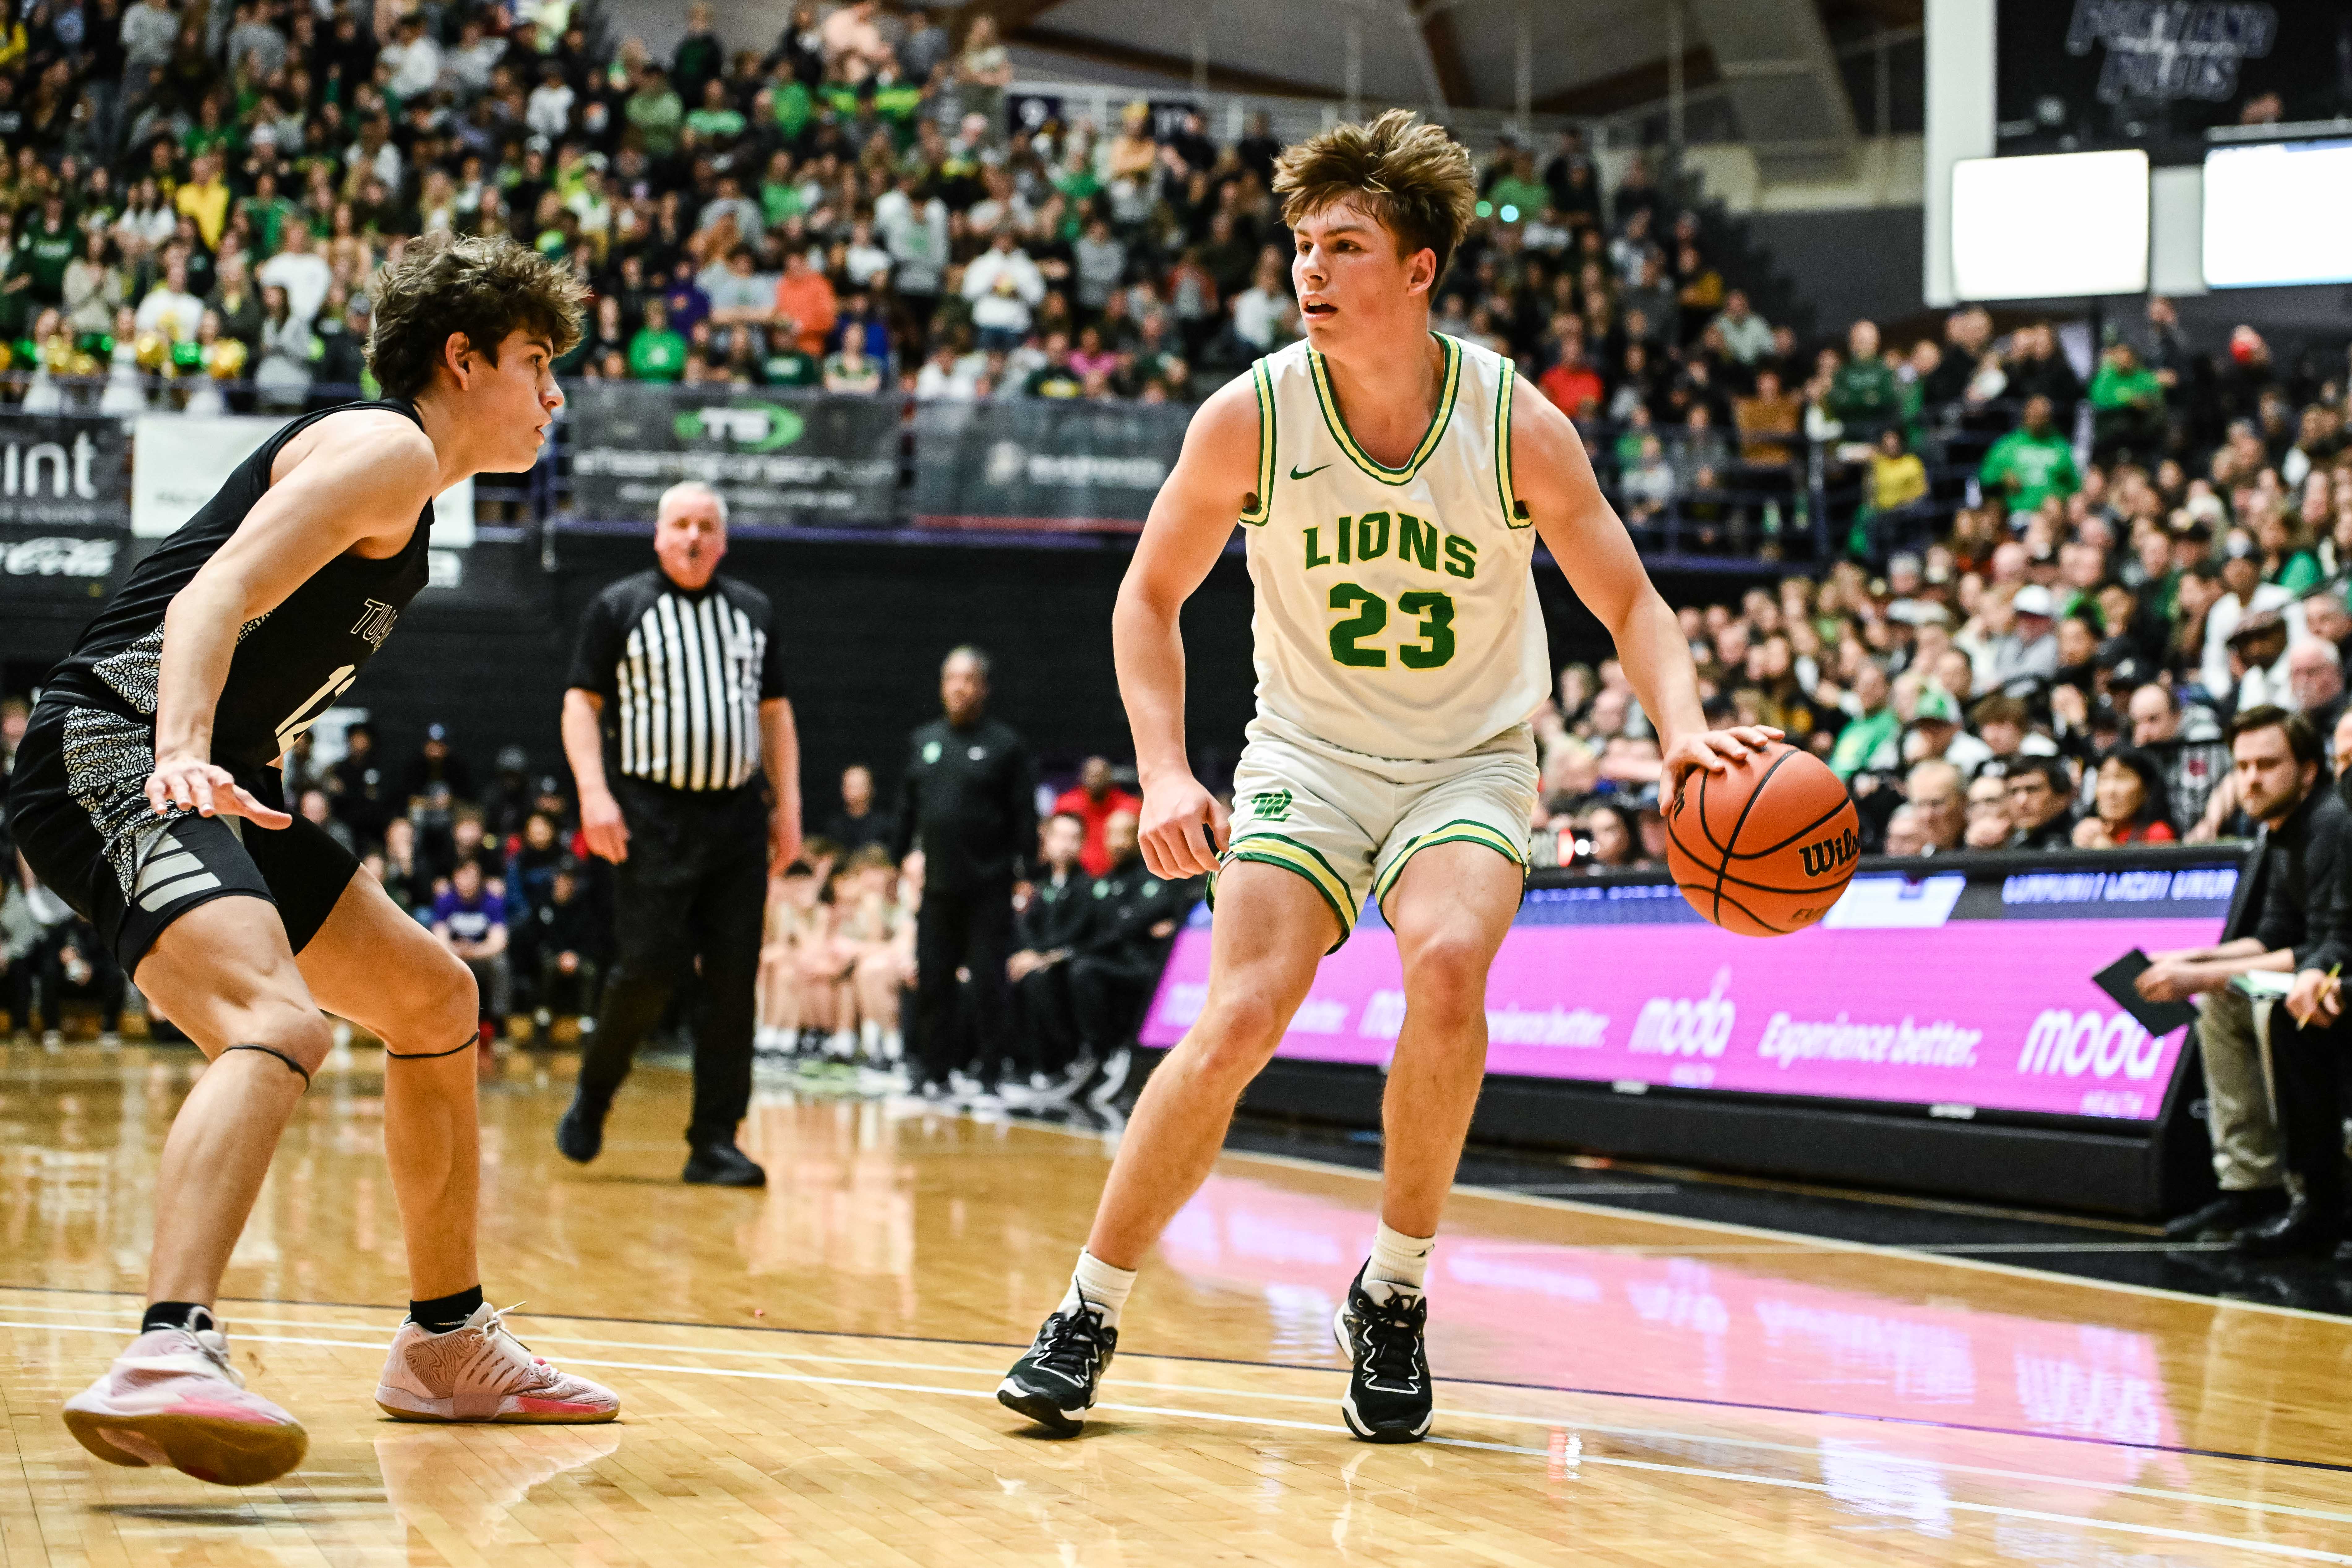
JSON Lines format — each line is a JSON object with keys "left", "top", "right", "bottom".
{"left": 222, "top": 1043, "right": 313, "bottom": 1088}
{"left": 386, "top": 1032, "right": 478, "bottom": 1061}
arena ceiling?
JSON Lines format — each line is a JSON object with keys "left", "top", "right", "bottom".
{"left": 963, "top": 0, "right": 1919, "bottom": 126}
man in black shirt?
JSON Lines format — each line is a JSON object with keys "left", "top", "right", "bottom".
{"left": 2142, "top": 708, "right": 2332, "bottom": 1243}
{"left": 1063, "top": 810, "right": 1201, "bottom": 1107}
{"left": 821, "top": 763, "right": 892, "bottom": 855}
{"left": 891, "top": 647, "right": 1036, "bottom": 1100}
{"left": 1010, "top": 811, "right": 1092, "bottom": 1095}
{"left": 327, "top": 720, "right": 393, "bottom": 844}
{"left": 556, "top": 480, "right": 802, "bottom": 1186}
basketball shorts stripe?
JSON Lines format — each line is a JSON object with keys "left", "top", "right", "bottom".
{"left": 10, "top": 703, "right": 361, "bottom": 970}
{"left": 1223, "top": 712, "right": 1537, "bottom": 950}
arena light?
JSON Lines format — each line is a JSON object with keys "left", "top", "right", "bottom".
{"left": 2202, "top": 139, "right": 2352, "bottom": 288}
{"left": 1949, "top": 149, "right": 2150, "bottom": 301}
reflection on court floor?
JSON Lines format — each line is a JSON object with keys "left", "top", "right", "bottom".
{"left": 0, "top": 1042, "right": 2348, "bottom": 1566}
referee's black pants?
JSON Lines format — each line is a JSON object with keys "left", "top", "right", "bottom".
{"left": 912, "top": 879, "right": 1012, "bottom": 1089}
{"left": 577, "top": 781, "right": 767, "bottom": 1149}
{"left": 2268, "top": 1013, "right": 2352, "bottom": 1227}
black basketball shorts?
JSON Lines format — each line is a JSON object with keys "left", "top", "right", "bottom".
{"left": 8, "top": 703, "right": 361, "bottom": 971}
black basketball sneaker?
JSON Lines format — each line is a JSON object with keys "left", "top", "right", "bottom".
{"left": 997, "top": 1304, "right": 1117, "bottom": 1436}
{"left": 1333, "top": 1265, "right": 1433, "bottom": 1442}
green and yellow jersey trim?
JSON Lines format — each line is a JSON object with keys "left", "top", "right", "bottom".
{"left": 1224, "top": 831, "right": 1357, "bottom": 949}
{"left": 1493, "top": 354, "right": 1530, "bottom": 528}
{"left": 1305, "top": 333, "right": 1461, "bottom": 488}
{"left": 1239, "top": 358, "right": 1275, "bottom": 526}
{"left": 1372, "top": 818, "right": 1528, "bottom": 911}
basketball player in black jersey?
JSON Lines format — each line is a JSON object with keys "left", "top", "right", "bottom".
{"left": 9, "top": 235, "right": 620, "bottom": 1488}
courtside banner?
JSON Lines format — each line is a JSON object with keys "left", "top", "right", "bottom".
{"left": 911, "top": 399, "right": 1188, "bottom": 531}
{"left": 567, "top": 385, "right": 899, "bottom": 526}
{"left": 1141, "top": 855, "right": 2241, "bottom": 1122}
{"left": 0, "top": 413, "right": 130, "bottom": 601}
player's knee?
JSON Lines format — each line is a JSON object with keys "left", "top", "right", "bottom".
{"left": 1401, "top": 932, "right": 1490, "bottom": 1021}
{"left": 402, "top": 950, "right": 478, "bottom": 1047}
{"left": 245, "top": 1002, "right": 334, "bottom": 1076}
{"left": 1188, "top": 987, "right": 1290, "bottom": 1076}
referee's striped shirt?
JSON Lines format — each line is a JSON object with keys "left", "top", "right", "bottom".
{"left": 568, "top": 570, "right": 787, "bottom": 792}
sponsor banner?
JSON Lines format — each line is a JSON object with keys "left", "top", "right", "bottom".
{"left": 565, "top": 386, "right": 899, "bottom": 526}
{"left": 0, "top": 413, "right": 128, "bottom": 528}
{"left": 911, "top": 399, "right": 1187, "bottom": 527}
{"left": 0, "top": 525, "right": 120, "bottom": 600}
{"left": 131, "top": 412, "right": 475, "bottom": 543}
{"left": 1142, "top": 868, "right": 2231, "bottom": 1120}
{"left": 132, "top": 414, "right": 478, "bottom": 543}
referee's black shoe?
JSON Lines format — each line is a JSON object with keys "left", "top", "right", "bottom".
{"left": 556, "top": 1089, "right": 608, "bottom": 1163}
{"left": 997, "top": 1304, "right": 1116, "bottom": 1436}
{"left": 1333, "top": 1265, "right": 1433, "bottom": 1443}
{"left": 682, "top": 1140, "right": 766, "bottom": 1187}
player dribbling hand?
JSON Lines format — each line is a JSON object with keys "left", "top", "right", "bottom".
{"left": 1662, "top": 726, "right": 1785, "bottom": 810}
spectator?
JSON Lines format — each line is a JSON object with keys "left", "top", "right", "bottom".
{"left": 402, "top": 724, "right": 475, "bottom": 806}
{"left": 770, "top": 245, "right": 839, "bottom": 359}
{"left": 431, "top": 858, "right": 511, "bottom": 1047}
{"left": 963, "top": 227, "right": 1044, "bottom": 353}
{"left": 1829, "top": 660, "right": 1899, "bottom": 780}
{"left": 2071, "top": 749, "right": 2177, "bottom": 847}
{"left": 2127, "top": 682, "right": 2228, "bottom": 832}
{"left": 1711, "top": 289, "right": 1773, "bottom": 367}
{"left": 1980, "top": 394, "right": 2080, "bottom": 513}
{"left": 1903, "top": 759, "right": 1966, "bottom": 852}
{"left": 1054, "top": 756, "right": 1142, "bottom": 879}
{"left": 2004, "top": 756, "right": 2077, "bottom": 848}
{"left": 2287, "top": 637, "right": 2346, "bottom": 739}
{"left": 822, "top": 764, "right": 892, "bottom": 855}
{"left": 628, "top": 298, "right": 688, "bottom": 381}
{"left": 1008, "top": 811, "right": 1092, "bottom": 1095}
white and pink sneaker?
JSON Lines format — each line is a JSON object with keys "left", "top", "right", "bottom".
{"left": 62, "top": 1310, "right": 308, "bottom": 1487}
{"left": 374, "top": 1303, "right": 620, "bottom": 1424}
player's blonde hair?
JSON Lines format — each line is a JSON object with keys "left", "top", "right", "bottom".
{"left": 1273, "top": 109, "right": 1477, "bottom": 290}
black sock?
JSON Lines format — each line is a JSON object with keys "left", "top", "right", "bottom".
{"left": 409, "top": 1285, "right": 484, "bottom": 1334}
{"left": 142, "top": 1301, "right": 209, "bottom": 1334}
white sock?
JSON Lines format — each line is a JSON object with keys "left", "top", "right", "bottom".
{"left": 860, "top": 1019, "right": 881, "bottom": 1056}
{"left": 1056, "top": 1250, "right": 1137, "bottom": 1329}
{"left": 883, "top": 1028, "right": 903, "bottom": 1062}
{"left": 1366, "top": 1220, "right": 1434, "bottom": 1297}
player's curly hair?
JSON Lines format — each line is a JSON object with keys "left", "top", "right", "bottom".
{"left": 1273, "top": 109, "right": 1477, "bottom": 290}
{"left": 365, "top": 233, "right": 586, "bottom": 398}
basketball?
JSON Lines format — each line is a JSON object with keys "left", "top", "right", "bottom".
{"left": 1664, "top": 743, "right": 1861, "bottom": 937}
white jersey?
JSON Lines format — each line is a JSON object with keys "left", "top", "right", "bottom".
{"left": 1237, "top": 333, "right": 1548, "bottom": 762}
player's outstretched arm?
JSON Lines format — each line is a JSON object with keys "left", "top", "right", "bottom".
{"left": 1114, "top": 371, "right": 1261, "bottom": 879}
{"left": 147, "top": 410, "right": 441, "bottom": 825}
{"left": 1512, "top": 379, "right": 1779, "bottom": 805}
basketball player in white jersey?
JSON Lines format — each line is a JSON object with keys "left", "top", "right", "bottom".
{"left": 999, "top": 111, "right": 1774, "bottom": 1442}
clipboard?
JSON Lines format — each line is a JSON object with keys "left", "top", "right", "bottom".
{"left": 2093, "top": 950, "right": 2199, "bottom": 1037}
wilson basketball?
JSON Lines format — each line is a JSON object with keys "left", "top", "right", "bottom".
{"left": 1664, "top": 742, "right": 1861, "bottom": 937}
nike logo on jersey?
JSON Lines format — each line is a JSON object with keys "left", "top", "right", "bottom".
{"left": 1289, "top": 463, "right": 1331, "bottom": 480}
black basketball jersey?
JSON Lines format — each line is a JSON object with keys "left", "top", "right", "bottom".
{"left": 43, "top": 400, "right": 435, "bottom": 772}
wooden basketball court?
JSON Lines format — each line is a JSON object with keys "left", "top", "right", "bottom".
{"left": 3, "top": 1041, "right": 2350, "bottom": 1566}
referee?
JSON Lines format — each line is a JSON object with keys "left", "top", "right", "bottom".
{"left": 555, "top": 480, "right": 802, "bottom": 1185}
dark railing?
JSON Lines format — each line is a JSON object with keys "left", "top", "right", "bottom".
{"left": 4, "top": 370, "right": 2043, "bottom": 573}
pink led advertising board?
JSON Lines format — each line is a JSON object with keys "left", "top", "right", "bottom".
{"left": 1140, "top": 863, "right": 2238, "bottom": 1121}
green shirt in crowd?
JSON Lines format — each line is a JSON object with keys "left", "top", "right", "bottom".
{"left": 2089, "top": 362, "right": 2164, "bottom": 411}
{"left": 1828, "top": 706, "right": 1900, "bottom": 780}
{"left": 1829, "top": 358, "right": 1901, "bottom": 424}
{"left": 627, "top": 327, "right": 687, "bottom": 382}
{"left": 1486, "top": 174, "right": 1549, "bottom": 223}
{"left": 1979, "top": 427, "right": 2080, "bottom": 511}
{"left": 762, "top": 348, "right": 820, "bottom": 387}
